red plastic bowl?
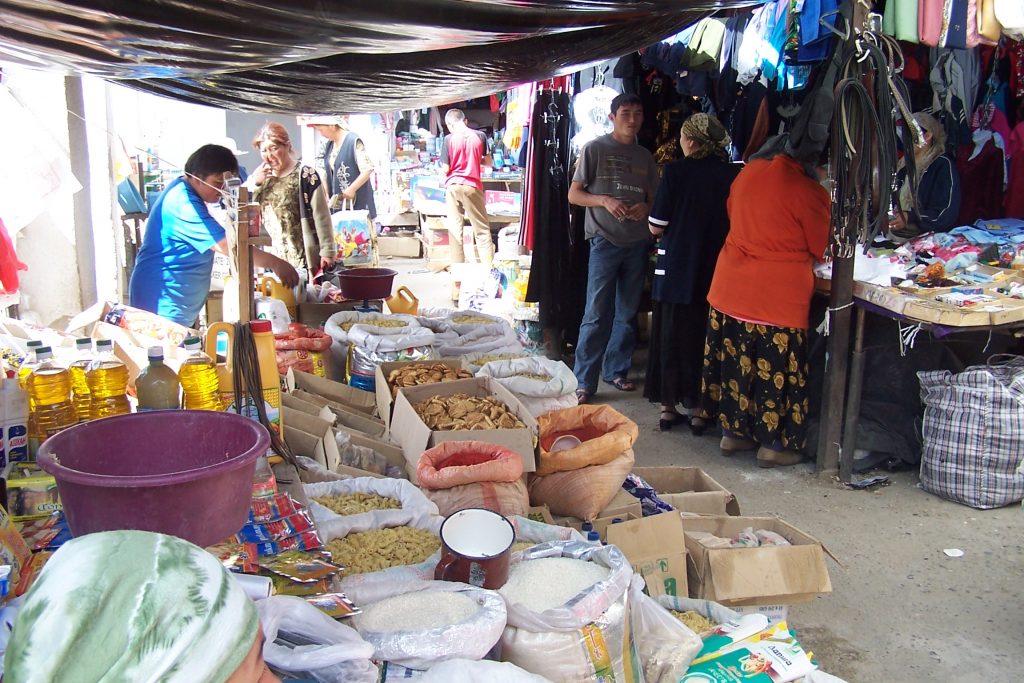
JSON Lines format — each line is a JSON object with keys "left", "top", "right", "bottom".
{"left": 37, "top": 411, "right": 270, "bottom": 547}
{"left": 337, "top": 267, "right": 397, "bottom": 300}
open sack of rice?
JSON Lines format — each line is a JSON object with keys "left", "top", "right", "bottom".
{"left": 476, "top": 357, "right": 579, "bottom": 417}
{"left": 304, "top": 477, "right": 438, "bottom": 540}
{"left": 528, "top": 405, "right": 639, "bottom": 520}
{"left": 324, "top": 311, "right": 436, "bottom": 390}
{"left": 352, "top": 580, "right": 508, "bottom": 670}
{"left": 497, "top": 542, "right": 637, "bottom": 682}
{"left": 417, "top": 441, "right": 529, "bottom": 517}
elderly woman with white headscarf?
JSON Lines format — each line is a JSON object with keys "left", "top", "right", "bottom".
{"left": 4, "top": 530, "right": 279, "bottom": 683}
{"left": 889, "top": 112, "right": 962, "bottom": 239}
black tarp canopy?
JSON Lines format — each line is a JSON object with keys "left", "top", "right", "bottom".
{"left": 0, "top": 1, "right": 758, "bottom": 112}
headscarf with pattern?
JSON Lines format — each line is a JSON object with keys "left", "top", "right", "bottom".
{"left": 680, "top": 113, "right": 732, "bottom": 161}
{"left": 4, "top": 530, "right": 258, "bottom": 683}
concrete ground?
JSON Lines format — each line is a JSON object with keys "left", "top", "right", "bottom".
{"left": 385, "top": 255, "right": 1022, "bottom": 682}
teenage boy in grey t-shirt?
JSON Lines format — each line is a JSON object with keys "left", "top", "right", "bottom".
{"left": 568, "top": 93, "right": 659, "bottom": 402}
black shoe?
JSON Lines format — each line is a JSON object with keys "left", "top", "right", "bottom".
{"left": 689, "top": 416, "right": 708, "bottom": 436}
{"left": 659, "top": 411, "right": 687, "bottom": 431}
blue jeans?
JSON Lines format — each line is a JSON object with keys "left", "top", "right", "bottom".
{"left": 573, "top": 236, "right": 648, "bottom": 393}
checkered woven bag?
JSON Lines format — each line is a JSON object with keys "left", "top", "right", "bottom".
{"left": 918, "top": 355, "right": 1024, "bottom": 509}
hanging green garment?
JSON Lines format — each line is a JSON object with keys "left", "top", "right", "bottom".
{"left": 883, "top": 0, "right": 921, "bottom": 43}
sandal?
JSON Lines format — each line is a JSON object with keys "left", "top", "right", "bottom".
{"left": 605, "top": 376, "right": 636, "bottom": 392}
{"left": 575, "top": 389, "right": 592, "bottom": 405}
{"left": 689, "top": 416, "right": 708, "bottom": 436}
{"left": 659, "top": 410, "right": 687, "bottom": 432}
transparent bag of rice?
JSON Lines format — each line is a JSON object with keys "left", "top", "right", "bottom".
{"left": 304, "top": 477, "right": 439, "bottom": 541}
{"left": 630, "top": 577, "right": 702, "bottom": 683}
{"left": 352, "top": 580, "right": 507, "bottom": 670}
{"left": 497, "top": 541, "right": 638, "bottom": 682}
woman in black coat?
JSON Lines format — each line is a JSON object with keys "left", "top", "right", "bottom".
{"left": 644, "top": 113, "right": 741, "bottom": 432}
{"left": 889, "top": 112, "right": 962, "bottom": 238}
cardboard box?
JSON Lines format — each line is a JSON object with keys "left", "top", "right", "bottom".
{"left": 680, "top": 516, "right": 833, "bottom": 607}
{"left": 373, "top": 359, "right": 469, "bottom": 435}
{"left": 282, "top": 408, "right": 341, "bottom": 471}
{"left": 599, "top": 489, "right": 643, "bottom": 520}
{"left": 525, "top": 505, "right": 555, "bottom": 525}
{"left": 567, "top": 512, "right": 639, "bottom": 542}
{"left": 3, "top": 462, "right": 62, "bottom": 521}
{"left": 632, "top": 466, "right": 740, "bottom": 516}
{"left": 731, "top": 603, "right": 789, "bottom": 625}
{"left": 606, "top": 512, "right": 688, "bottom": 599}
{"left": 292, "top": 390, "right": 386, "bottom": 439}
{"left": 390, "top": 376, "right": 538, "bottom": 481}
{"left": 296, "top": 301, "right": 384, "bottom": 331}
{"left": 286, "top": 369, "right": 377, "bottom": 415}
{"left": 378, "top": 235, "right": 422, "bottom": 258}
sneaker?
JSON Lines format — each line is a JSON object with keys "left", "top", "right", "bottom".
{"left": 720, "top": 435, "right": 757, "bottom": 452}
{"left": 756, "top": 446, "right": 803, "bottom": 468}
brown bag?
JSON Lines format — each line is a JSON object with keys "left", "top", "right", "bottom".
{"left": 417, "top": 441, "right": 529, "bottom": 517}
{"left": 528, "top": 449, "right": 635, "bottom": 521}
{"left": 423, "top": 478, "right": 530, "bottom": 518}
{"left": 536, "top": 405, "right": 639, "bottom": 476}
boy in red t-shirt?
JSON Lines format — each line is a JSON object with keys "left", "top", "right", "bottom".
{"left": 441, "top": 109, "right": 493, "bottom": 265}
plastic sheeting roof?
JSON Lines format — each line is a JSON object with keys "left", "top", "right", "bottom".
{"left": 0, "top": 1, "right": 759, "bottom": 112}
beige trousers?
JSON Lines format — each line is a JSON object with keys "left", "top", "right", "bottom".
{"left": 446, "top": 183, "right": 493, "bottom": 265}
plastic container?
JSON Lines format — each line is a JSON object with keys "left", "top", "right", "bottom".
{"left": 260, "top": 275, "right": 297, "bottom": 320}
{"left": 136, "top": 346, "right": 181, "bottom": 411}
{"left": 36, "top": 411, "right": 271, "bottom": 546}
{"left": 179, "top": 336, "right": 222, "bottom": 411}
{"left": 336, "top": 267, "right": 397, "bottom": 300}
{"left": 385, "top": 285, "right": 419, "bottom": 315}
{"left": 69, "top": 337, "right": 94, "bottom": 422}
{"left": 2, "top": 377, "right": 29, "bottom": 464}
{"left": 205, "top": 321, "right": 281, "bottom": 435}
{"left": 16, "top": 340, "right": 43, "bottom": 390}
{"left": 86, "top": 339, "right": 130, "bottom": 420}
{"left": 27, "top": 347, "right": 76, "bottom": 448}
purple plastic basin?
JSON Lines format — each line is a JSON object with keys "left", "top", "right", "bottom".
{"left": 337, "top": 267, "right": 397, "bottom": 300}
{"left": 37, "top": 411, "right": 270, "bottom": 547}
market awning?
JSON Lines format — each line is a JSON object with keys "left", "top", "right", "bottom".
{"left": 0, "top": 1, "right": 760, "bottom": 112}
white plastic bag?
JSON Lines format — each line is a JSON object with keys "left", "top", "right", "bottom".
{"left": 348, "top": 322, "right": 436, "bottom": 354}
{"left": 324, "top": 312, "right": 421, "bottom": 346}
{"left": 338, "top": 515, "right": 445, "bottom": 604}
{"left": 444, "top": 310, "right": 509, "bottom": 335}
{"left": 257, "top": 595, "right": 378, "bottom": 683}
{"left": 354, "top": 581, "right": 507, "bottom": 669}
{"left": 461, "top": 348, "right": 531, "bottom": 372}
{"left": 477, "top": 357, "right": 579, "bottom": 417}
{"left": 296, "top": 455, "right": 350, "bottom": 484}
{"left": 655, "top": 595, "right": 741, "bottom": 630}
{"left": 304, "top": 478, "right": 439, "bottom": 541}
{"left": 510, "top": 515, "right": 586, "bottom": 548}
{"left": 499, "top": 542, "right": 639, "bottom": 682}
{"left": 630, "top": 576, "right": 702, "bottom": 683}
{"left": 420, "top": 659, "right": 554, "bottom": 682}
{"left": 437, "top": 324, "right": 523, "bottom": 357}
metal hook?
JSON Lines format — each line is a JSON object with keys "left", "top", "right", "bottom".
{"left": 819, "top": 11, "right": 850, "bottom": 41}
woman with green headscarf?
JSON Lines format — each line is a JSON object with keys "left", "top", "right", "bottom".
{"left": 4, "top": 530, "right": 280, "bottom": 683}
{"left": 889, "top": 112, "right": 962, "bottom": 239}
{"left": 645, "top": 113, "right": 741, "bottom": 433}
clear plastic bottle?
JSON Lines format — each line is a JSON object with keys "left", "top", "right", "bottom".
{"left": 69, "top": 337, "right": 94, "bottom": 422}
{"left": 86, "top": 339, "right": 131, "bottom": 420}
{"left": 135, "top": 346, "right": 181, "bottom": 411}
{"left": 28, "top": 347, "right": 76, "bottom": 445}
{"left": 16, "top": 340, "right": 44, "bottom": 390}
{"left": 178, "top": 336, "right": 222, "bottom": 411}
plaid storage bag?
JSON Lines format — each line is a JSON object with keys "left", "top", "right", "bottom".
{"left": 918, "top": 355, "right": 1024, "bottom": 508}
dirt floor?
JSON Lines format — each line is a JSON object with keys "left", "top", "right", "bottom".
{"left": 388, "top": 256, "right": 1022, "bottom": 682}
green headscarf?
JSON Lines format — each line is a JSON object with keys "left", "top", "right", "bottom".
{"left": 680, "top": 113, "right": 731, "bottom": 161}
{"left": 4, "top": 530, "right": 258, "bottom": 683}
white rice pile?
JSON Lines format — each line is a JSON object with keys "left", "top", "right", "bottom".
{"left": 354, "top": 591, "right": 479, "bottom": 632}
{"left": 499, "top": 557, "right": 610, "bottom": 612}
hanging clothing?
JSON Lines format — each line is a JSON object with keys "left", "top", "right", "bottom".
{"left": 0, "top": 216, "right": 26, "bottom": 294}
{"left": 1006, "top": 123, "right": 1024, "bottom": 218}
{"left": 956, "top": 133, "right": 1006, "bottom": 223}
{"left": 883, "top": 0, "right": 920, "bottom": 43}
{"left": 717, "top": 13, "right": 752, "bottom": 114}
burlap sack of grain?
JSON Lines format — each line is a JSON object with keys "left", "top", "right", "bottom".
{"left": 417, "top": 441, "right": 529, "bottom": 517}
{"left": 527, "top": 449, "right": 635, "bottom": 521}
{"left": 535, "top": 405, "right": 639, "bottom": 476}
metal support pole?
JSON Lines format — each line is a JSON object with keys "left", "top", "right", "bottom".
{"left": 839, "top": 305, "right": 867, "bottom": 482}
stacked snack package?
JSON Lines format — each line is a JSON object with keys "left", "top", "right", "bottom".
{"left": 236, "top": 493, "right": 322, "bottom": 557}
{"left": 681, "top": 615, "right": 818, "bottom": 682}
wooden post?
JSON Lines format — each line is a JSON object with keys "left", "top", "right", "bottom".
{"left": 816, "top": 240, "right": 855, "bottom": 477}
{"left": 839, "top": 305, "right": 867, "bottom": 481}
{"left": 236, "top": 186, "right": 255, "bottom": 323}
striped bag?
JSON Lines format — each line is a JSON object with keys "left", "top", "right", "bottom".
{"left": 918, "top": 356, "right": 1024, "bottom": 509}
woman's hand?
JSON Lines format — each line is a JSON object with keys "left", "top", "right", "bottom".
{"left": 271, "top": 258, "right": 300, "bottom": 288}
{"left": 319, "top": 256, "right": 335, "bottom": 273}
{"left": 250, "top": 163, "right": 271, "bottom": 185}
{"left": 888, "top": 210, "right": 908, "bottom": 230}
{"left": 341, "top": 186, "right": 357, "bottom": 202}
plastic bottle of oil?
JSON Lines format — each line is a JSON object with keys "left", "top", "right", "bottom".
{"left": 16, "top": 340, "right": 44, "bottom": 390}
{"left": 27, "top": 347, "right": 76, "bottom": 447}
{"left": 135, "top": 346, "right": 181, "bottom": 411}
{"left": 179, "top": 336, "right": 222, "bottom": 411}
{"left": 86, "top": 339, "right": 131, "bottom": 419}
{"left": 205, "top": 321, "right": 281, "bottom": 434}
{"left": 69, "top": 337, "right": 94, "bottom": 422}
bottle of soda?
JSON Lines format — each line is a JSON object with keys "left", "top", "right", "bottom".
{"left": 178, "top": 336, "right": 222, "bottom": 411}
{"left": 28, "top": 347, "right": 76, "bottom": 448}
{"left": 135, "top": 347, "right": 181, "bottom": 411}
{"left": 86, "top": 339, "right": 131, "bottom": 419}
{"left": 69, "top": 337, "right": 94, "bottom": 422}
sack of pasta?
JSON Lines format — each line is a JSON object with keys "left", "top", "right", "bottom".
{"left": 416, "top": 441, "right": 529, "bottom": 518}
{"left": 326, "top": 312, "right": 436, "bottom": 391}
{"left": 462, "top": 350, "right": 531, "bottom": 373}
{"left": 476, "top": 357, "right": 579, "bottom": 417}
{"left": 498, "top": 541, "right": 639, "bottom": 682}
{"left": 304, "top": 477, "right": 438, "bottom": 541}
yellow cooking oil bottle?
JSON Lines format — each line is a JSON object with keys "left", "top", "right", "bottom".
{"left": 135, "top": 346, "right": 181, "bottom": 411}
{"left": 16, "top": 340, "right": 43, "bottom": 390}
{"left": 27, "top": 346, "right": 76, "bottom": 449}
{"left": 179, "top": 336, "right": 222, "bottom": 411}
{"left": 86, "top": 339, "right": 131, "bottom": 419}
{"left": 205, "top": 320, "right": 281, "bottom": 434}
{"left": 69, "top": 337, "right": 94, "bottom": 421}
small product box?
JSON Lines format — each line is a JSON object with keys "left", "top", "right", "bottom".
{"left": 3, "top": 462, "right": 62, "bottom": 521}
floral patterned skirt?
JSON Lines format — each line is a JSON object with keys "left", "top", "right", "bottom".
{"left": 700, "top": 307, "right": 810, "bottom": 451}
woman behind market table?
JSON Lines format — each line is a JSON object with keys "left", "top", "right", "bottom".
{"left": 644, "top": 113, "right": 740, "bottom": 433}
{"left": 699, "top": 142, "right": 830, "bottom": 468}
{"left": 251, "top": 123, "right": 336, "bottom": 276}
{"left": 4, "top": 530, "right": 279, "bottom": 683}
{"left": 888, "top": 112, "right": 961, "bottom": 239}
